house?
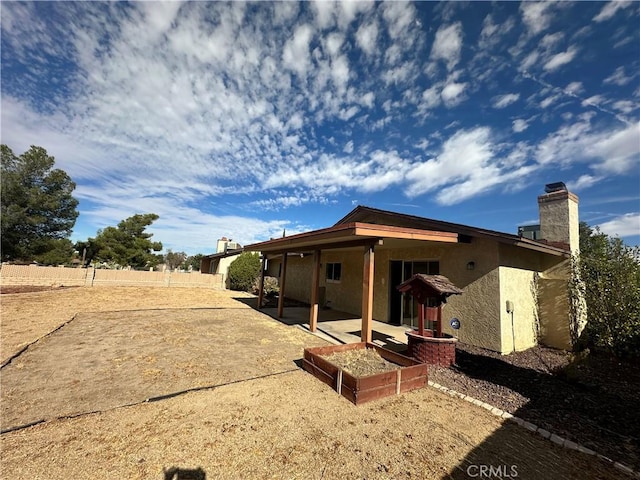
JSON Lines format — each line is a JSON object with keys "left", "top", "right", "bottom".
{"left": 244, "top": 185, "right": 583, "bottom": 355}
{"left": 200, "top": 237, "right": 243, "bottom": 288}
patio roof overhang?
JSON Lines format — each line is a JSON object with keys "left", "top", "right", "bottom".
{"left": 245, "top": 222, "right": 458, "bottom": 345}
{"left": 244, "top": 222, "right": 459, "bottom": 255}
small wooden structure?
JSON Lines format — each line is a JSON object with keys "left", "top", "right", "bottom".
{"left": 397, "top": 274, "right": 463, "bottom": 366}
{"left": 303, "top": 343, "right": 428, "bottom": 405}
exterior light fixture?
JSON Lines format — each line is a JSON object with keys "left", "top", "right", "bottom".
{"left": 466, "top": 261, "right": 475, "bottom": 271}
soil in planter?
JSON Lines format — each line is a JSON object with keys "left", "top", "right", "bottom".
{"left": 322, "top": 348, "right": 399, "bottom": 377}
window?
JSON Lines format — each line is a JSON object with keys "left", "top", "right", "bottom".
{"left": 326, "top": 262, "right": 342, "bottom": 282}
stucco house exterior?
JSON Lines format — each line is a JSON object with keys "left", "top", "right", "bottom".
{"left": 200, "top": 237, "right": 243, "bottom": 288}
{"left": 245, "top": 185, "right": 582, "bottom": 355}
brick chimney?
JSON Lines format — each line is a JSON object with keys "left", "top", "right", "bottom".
{"left": 538, "top": 183, "right": 580, "bottom": 254}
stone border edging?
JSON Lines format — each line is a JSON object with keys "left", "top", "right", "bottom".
{"left": 427, "top": 380, "right": 640, "bottom": 479}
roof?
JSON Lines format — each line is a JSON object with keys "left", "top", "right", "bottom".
{"left": 203, "top": 248, "right": 244, "bottom": 260}
{"left": 244, "top": 206, "right": 569, "bottom": 257}
{"left": 335, "top": 205, "right": 568, "bottom": 256}
{"left": 244, "top": 222, "right": 458, "bottom": 254}
{"left": 397, "top": 274, "right": 464, "bottom": 297}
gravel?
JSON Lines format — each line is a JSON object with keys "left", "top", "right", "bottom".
{"left": 429, "top": 342, "right": 640, "bottom": 471}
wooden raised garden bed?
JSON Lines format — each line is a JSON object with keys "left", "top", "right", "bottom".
{"left": 302, "top": 342, "right": 428, "bottom": 405}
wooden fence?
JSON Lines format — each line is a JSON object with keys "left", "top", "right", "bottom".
{"left": 0, "top": 264, "right": 224, "bottom": 289}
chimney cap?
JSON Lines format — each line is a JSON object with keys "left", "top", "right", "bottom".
{"left": 544, "top": 182, "right": 567, "bottom": 194}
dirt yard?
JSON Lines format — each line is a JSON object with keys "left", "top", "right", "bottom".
{"left": 0, "top": 287, "right": 627, "bottom": 479}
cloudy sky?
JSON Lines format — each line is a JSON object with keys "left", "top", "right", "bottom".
{"left": 2, "top": 1, "right": 638, "bottom": 254}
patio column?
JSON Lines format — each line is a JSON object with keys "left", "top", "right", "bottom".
{"left": 257, "top": 255, "right": 266, "bottom": 309}
{"left": 361, "top": 243, "right": 375, "bottom": 343}
{"left": 277, "top": 252, "right": 288, "bottom": 318}
{"left": 309, "top": 250, "right": 321, "bottom": 332}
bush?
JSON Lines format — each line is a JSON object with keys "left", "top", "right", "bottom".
{"left": 570, "top": 223, "right": 640, "bottom": 358}
{"left": 252, "top": 276, "right": 280, "bottom": 297}
{"left": 227, "top": 252, "right": 261, "bottom": 292}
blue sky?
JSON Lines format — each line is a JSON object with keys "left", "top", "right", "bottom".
{"left": 2, "top": 1, "right": 639, "bottom": 255}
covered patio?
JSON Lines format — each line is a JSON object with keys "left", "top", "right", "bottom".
{"left": 258, "top": 304, "right": 410, "bottom": 351}
{"left": 244, "top": 221, "right": 459, "bottom": 344}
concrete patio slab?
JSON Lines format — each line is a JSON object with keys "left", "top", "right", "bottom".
{"left": 260, "top": 306, "right": 410, "bottom": 352}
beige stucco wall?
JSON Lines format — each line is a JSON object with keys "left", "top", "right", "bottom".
{"left": 261, "top": 235, "right": 572, "bottom": 354}
{"left": 539, "top": 191, "right": 580, "bottom": 254}
{"left": 498, "top": 267, "right": 539, "bottom": 353}
{"left": 537, "top": 260, "right": 573, "bottom": 350}
{"left": 266, "top": 255, "right": 313, "bottom": 304}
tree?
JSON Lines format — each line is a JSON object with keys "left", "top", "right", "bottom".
{"left": 34, "top": 238, "right": 75, "bottom": 266}
{"left": 1, "top": 145, "right": 79, "bottom": 261}
{"left": 571, "top": 222, "right": 640, "bottom": 357}
{"left": 185, "top": 253, "right": 204, "bottom": 272}
{"left": 227, "top": 252, "right": 261, "bottom": 291}
{"left": 165, "top": 250, "right": 187, "bottom": 271}
{"left": 91, "top": 214, "right": 163, "bottom": 269}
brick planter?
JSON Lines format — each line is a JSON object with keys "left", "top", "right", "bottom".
{"left": 406, "top": 330, "right": 457, "bottom": 366}
{"left": 302, "top": 343, "right": 428, "bottom": 405}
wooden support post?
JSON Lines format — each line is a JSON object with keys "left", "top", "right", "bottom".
{"left": 277, "top": 253, "right": 288, "bottom": 318}
{"left": 309, "top": 250, "right": 321, "bottom": 332}
{"left": 418, "top": 303, "right": 425, "bottom": 337}
{"left": 436, "top": 305, "right": 443, "bottom": 338}
{"left": 361, "top": 243, "right": 375, "bottom": 343}
{"left": 257, "top": 256, "right": 266, "bottom": 309}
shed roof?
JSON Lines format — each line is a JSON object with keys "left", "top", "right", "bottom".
{"left": 397, "top": 274, "right": 464, "bottom": 296}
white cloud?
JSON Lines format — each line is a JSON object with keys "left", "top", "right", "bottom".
{"left": 597, "top": 213, "right": 640, "bottom": 238}
{"left": 441, "top": 82, "right": 467, "bottom": 107}
{"left": 540, "top": 93, "right": 560, "bottom": 109}
{"left": 492, "top": 93, "right": 520, "bottom": 109}
{"left": 536, "top": 120, "right": 640, "bottom": 175}
{"left": 613, "top": 100, "right": 636, "bottom": 114}
{"left": 282, "top": 24, "right": 314, "bottom": 76}
{"left": 430, "top": 22, "right": 463, "bottom": 71}
{"left": 520, "top": 2, "right": 554, "bottom": 35}
{"left": 355, "top": 21, "right": 379, "bottom": 56}
{"left": 512, "top": 119, "right": 529, "bottom": 133}
{"left": 566, "top": 174, "right": 601, "bottom": 191}
{"left": 543, "top": 47, "right": 577, "bottom": 71}
{"left": 343, "top": 140, "right": 354, "bottom": 154}
{"left": 565, "top": 81, "right": 584, "bottom": 95}
{"left": 603, "top": 66, "right": 633, "bottom": 86}
{"left": 593, "top": 1, "right": 633, "bottom": 22}
{"left": 405, "top": 127, "right": 539, "bottom": 205}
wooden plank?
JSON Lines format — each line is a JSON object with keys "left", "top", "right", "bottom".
{"left": 277, "top": 252, "right": 288, "bottom": 318}
{"left": 361, "top": 244, "right": 375, "bottom": 343}
{"left": 309, "top": 250, "right": 321, "bottom": 332}
{"left": 370, "top": 344, "right": 421, "bottom": 367}
{"left": 257, "top": 257, "right": 266, "bottom": 309}
{"left": 397, "top": 363, "right": 429, "bottom": 380}
{"left": 304, "top": 342, "right": 366, "bottom": 357}
{"left": 304, "top": 353, "right": 339, "bottom": 376}
{"left": 341, "top": 385, "right": 356, "bottom": 404}
{"left": 302, "top": 359, "right": 337, "bottom": 388}
{"left": 356, "top": 370, "right": 399, "bottom": 391}
{"left": 353, "top": 384, "right": 398, "bottom": 405}
{"left": 399, "top": 376, "right": 429, "bottom": 393}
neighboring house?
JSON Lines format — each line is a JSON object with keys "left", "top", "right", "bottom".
{"left": 200, "top": 237, "right": 243, "bottom": 288}
{"left": 245, "top": 185, "right": 583, "bottom": 355}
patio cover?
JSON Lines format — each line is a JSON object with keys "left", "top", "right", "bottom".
{"left": 244, "top": 222, "right": 459, "bottom": 343}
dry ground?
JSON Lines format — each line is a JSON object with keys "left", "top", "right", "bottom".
{"left": 0, "top": 287, "right": 627, "bottom": 479}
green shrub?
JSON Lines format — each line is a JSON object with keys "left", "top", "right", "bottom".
{"left": 252, "top": 276, "right": 280, "bottom": 297}
{"left": 228, "top": 252, "right": 261, "bottom": 292}
{"left": 570, "top": 223, "right": 640, "bottom": 358}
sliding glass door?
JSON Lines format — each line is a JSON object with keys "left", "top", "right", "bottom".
{"left": 389, "top": 260, "right": 439, "bottom": 327}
